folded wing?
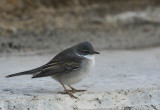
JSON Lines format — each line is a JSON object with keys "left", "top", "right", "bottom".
{"left": 32, "top": 56, "right": 81, "bottom": 78}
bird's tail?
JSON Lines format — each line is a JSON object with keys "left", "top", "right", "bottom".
{"left": 5, "top": 66, "right": 42, "bottom": 78}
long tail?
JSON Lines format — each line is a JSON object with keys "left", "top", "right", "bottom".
{"left": 6, "top": 66, "right": 42, "bottom": 78}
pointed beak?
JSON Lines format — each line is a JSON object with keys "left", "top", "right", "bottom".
{"left": 90, "top": 51, "right": 100, "bottom": 54}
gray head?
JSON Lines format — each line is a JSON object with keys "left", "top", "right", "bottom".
{"left": 74, "top": 42, "right": 100, "bottom": 56}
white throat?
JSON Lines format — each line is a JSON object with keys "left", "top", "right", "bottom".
{"left": 82, "top": 54, "right": 96, "bottom": 72}
{"left": 83, "top": 54, "right": 95, "bottom": 61}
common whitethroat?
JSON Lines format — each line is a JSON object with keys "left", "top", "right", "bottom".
{"left": 6, "top": 42, "right": 100, "bottom": 98}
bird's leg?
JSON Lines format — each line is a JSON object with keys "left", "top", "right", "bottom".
{"left": 68, "top": 85, "right": 86, "bottom": 93}
{"left": 59, "top": 82, "right": 78, "bottom": 99}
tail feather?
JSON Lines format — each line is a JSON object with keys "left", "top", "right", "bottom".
{"left": 6, "top": 66, "right": 42, "bottom": 78}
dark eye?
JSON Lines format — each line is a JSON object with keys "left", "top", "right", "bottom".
{"left": 83, "top": 50, "right": 88, "bottom": 54}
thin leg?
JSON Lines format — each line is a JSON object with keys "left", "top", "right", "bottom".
{"left": 68, "top": 85, "right": 86, "bottom": 93}
{"left": 59, "top": 82, "right": 78, "bottom": 99}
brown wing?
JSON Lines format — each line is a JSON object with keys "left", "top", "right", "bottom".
{"left": 32, "top": 56, "right": 81, "bottom": 78}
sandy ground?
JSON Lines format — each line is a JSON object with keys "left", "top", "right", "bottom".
{"left": 0, "top": 47, "right": 160, "bottom": 109}
{"left": 1, "top": 47, "right": 160, "bottom": 92}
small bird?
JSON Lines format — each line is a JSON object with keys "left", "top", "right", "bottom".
{"left": 6, "top": 42, "right": 99, "bottom": 98}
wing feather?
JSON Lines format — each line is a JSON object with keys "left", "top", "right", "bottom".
{"left": 32, "top": 56, "right": 81, "bottom": 78}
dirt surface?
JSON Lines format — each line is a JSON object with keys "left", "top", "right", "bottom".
{"left": 0, "top": 0, "right": 160, "bottom": 54}
{"left": 1, "top": 48, "right": 160, "bottom": 109}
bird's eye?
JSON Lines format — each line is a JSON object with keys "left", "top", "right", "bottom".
{"left": 83, "top": 50, "right": 88, "bottom": 54}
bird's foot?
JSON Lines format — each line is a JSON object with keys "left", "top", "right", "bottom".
{"left": 68, "top": 85, "right": 86, "bottom": 93}
{"left": 67, "top": 89, "right": 86, "bottom": 93}
{"left": 66, "top": 91, "right": 78, "bottom": 99}
{"left": 58, "top": 91, "right": 78, "bottom": 99}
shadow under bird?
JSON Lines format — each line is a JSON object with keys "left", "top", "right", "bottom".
{"left": 6, "top": 42, "right": 100, "bottom": 98}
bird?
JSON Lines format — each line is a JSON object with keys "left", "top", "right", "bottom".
{"left": 6, "top": 42, "right": 100, "bottom": 98}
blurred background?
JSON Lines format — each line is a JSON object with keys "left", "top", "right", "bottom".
{"left": 0, "top": 0, "right": 160, "bottom": 54}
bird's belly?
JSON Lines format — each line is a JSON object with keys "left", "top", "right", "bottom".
{"left": 52, "top": 59, "right": 95, "bottom": 85}
{"left": 58, "top": 70, "right": 89, "bottom": 85}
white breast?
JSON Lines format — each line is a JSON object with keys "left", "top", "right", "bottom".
{"left": 52, "top": 54, "right": 95, "bottom": 85}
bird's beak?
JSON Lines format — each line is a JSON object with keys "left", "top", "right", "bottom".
{"left": 90, "top": 51, "right": 100, "bottom": 54}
